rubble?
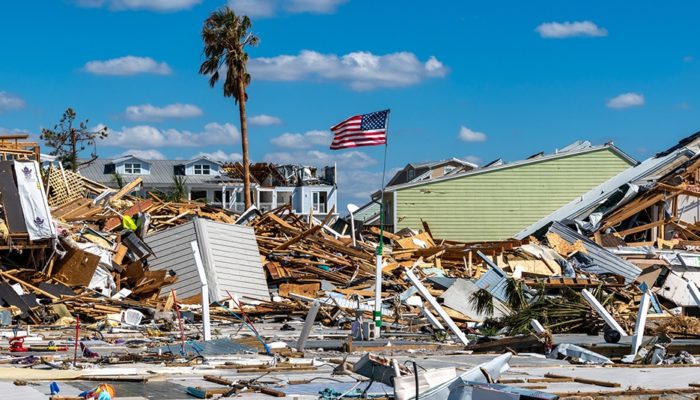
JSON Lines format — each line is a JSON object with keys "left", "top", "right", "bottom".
{"left": 3, "top": 133, "right": 700, "bottom": 399}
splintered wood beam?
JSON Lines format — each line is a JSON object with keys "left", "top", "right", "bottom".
{"left": 615, "top": 220, "right": 665, "bottom": 237}
{"left": 321, "top": 205, "right": 335, "bottom": 225}
{"left": 602, "top": 193, "right": 666, "bottom": 229}
{"left": 0, "top": 270, "right": 58, "bottom": 300}
{"left": 110, "top": 177, "right": 143, "bottom": 202}
{"left": 544, "top": 373, "right": 620, "bottom": 388}
{"left": 275, "top": 225, "right": 322, "bottom": 250}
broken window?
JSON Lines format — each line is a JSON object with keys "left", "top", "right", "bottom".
{"left": 259, "top": 191, "right": 273, "bottom": 211}
{"left": 124, "top": 163, "right": 141, "bottom": 174}
{"left": 190, "top": 190, "right": 207, "bottom": 202}
{"left": 213, "top": 190, "right": 231, "bottom": 203}
{"left": 194, "top": 164, "right": 211, "bottom": 175}
{"left": 277, "top": 191, "right": 292, "bottom": 207}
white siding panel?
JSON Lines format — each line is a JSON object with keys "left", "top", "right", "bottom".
{"left": 196, "top": 219, "right": 270, "bottom": 301}
{"left": 145, "top": 221, "right": 202, "bottom": 300}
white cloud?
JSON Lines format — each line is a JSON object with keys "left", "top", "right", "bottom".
{"left": 458, "top": 126, "right": 487, "bottom": 142}
{"left": 73, "top": 0, "right": 202, "bottom": 11}
{"left": 249, "top": 114, "right": 283, "bottom": 126}
{"left": 337, "top": 170, "right": 383, "bottom": 201}
{"left": 228, "top": 0, "right": 346, "bottom": 17}
{"left": 463, "top": 155, "right": 481, "bottom": 165}
{"left": 285, "top": 0, "right": 347, "bottom": 13}
{"left": 0, "top": 127, "right": 29, "bottom": 134}
{"left": 249, "top": 50, "right": 448, "bottom": 91}
{"left": 103, "top": 122, "right": 240, "bottom": 148}
{"left": 84, "top": 56, "right": 172, "bottom": 76}
{"left": 125, "top": 103, "right": 203, "bottom": 122}
{"left": 263, "top": 149, "right": 375, "bottom": 169}
{"left": 270, "top": 130, "right": 331, "bottom": 149}
{"left": 194, "top": 150, "right": 242, "bottom": 162}
{"left": 115, "top": 149, "right": 166, "bottom": 160}
{"left": 535, "top": 21, "right": 607, "bottom": 39}
{"left": 228, "top": 0, "right": 276, "bottom": 16}
{"left": 0, "top": 91, "right": 26, "bottom": 111}
{"left": 607, "top": 92, "right": 645, "bottom": 109}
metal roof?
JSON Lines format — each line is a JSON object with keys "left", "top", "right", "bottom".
{"left": 548, "top": 222, "right": 641, "bottom": 283}
{"left": 78, "top": 158, "right": 242, "bottom": 186}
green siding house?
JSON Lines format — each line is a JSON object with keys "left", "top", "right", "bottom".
{"left": 385, "top": 143, "right": 636, "bottom": 242}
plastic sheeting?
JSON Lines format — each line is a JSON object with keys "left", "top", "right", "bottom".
{"left": 14, "top": 161, "right": 55, "bottom": 241}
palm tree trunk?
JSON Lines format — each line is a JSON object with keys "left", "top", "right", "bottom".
{"left": 238, "top": 80, "right": 252, "bottom": 209}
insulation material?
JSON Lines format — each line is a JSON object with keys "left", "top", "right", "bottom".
{"left": 14, "top": 161, "right": 55, "bottom": 240}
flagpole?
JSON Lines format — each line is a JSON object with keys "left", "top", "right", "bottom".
{"left": 374, "top": 109, "right": 390, "bottom": 339}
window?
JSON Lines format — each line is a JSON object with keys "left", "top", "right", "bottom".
{"left": 213, "top": 190, "right": 231, "bottom": 203}
{"left": 407, "top": 169, "right": 415, "bottom": 181}
{"left": 312, "top": 191, "right": 327, "bottom": 213}
{"left": 124, "top": 163, "right": 141, "bottom": 174}
{"left": 190, "top": 190, "right": 207, "bottom": 202}
{"left": 193, "top": 164, "right": 211, "bottom": 175}
{"left": 277, "top": 191, "right": 292, "bottom": 207}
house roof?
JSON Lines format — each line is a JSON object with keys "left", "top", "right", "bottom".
{"left": 513, "top": 133, "right": 700, "bottom": 239}
{"left": 386, "top": 142, "right": 637, "bottom": 193}
{"left": 78, "top": 158, "right": 242, "bottom": 186}
{"left": 352, "top": 201, "right": 381, "bottom": 223}
{"left": 407, "top": 157, "right": 478, "bottom": 170}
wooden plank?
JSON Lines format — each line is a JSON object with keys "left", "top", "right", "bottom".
{"left": 602, "top": 193, "right": 665, "bottom": 229}
{"left": 275, "top": 225, "right": 322, "bottom": 250}
{"left": 52, "top": 248, "right": 100, "bottom": 286}
{"left": 544, "top": 373, "right": 620, "bottom": 388}
{"left": 110, "top": 177, "right": 142, "bottom": 202}
{"left": 0, "top": 271, "right": 58, "bottom": 300}
{"left": 616, "top": 220, "right": 665, "bottom": 237}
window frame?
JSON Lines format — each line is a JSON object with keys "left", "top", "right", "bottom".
{"left": 193, "top": 164, "right": 211, "bottom": 175}
{"left": 312, "top": 191, "right": 327, "bottom": 213}
{"left": 124, "top": 162, "right": 142, "bottom": 174}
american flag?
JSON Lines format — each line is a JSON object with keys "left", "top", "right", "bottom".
{"left": 330, "top": 109, "right": 389, "bottom": 150}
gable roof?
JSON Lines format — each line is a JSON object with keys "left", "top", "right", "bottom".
{"left": 184, "top": 156, "right": 223, "bottom": 166}
{"left": 386, "top": 142, "right": 637, "bottom": 193}
{"left": 111, "top": 155, "right": 150, "bottom": 165}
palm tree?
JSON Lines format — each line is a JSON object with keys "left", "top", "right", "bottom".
{"left": 199, "top": 6, "right": 259, "bottom": 209}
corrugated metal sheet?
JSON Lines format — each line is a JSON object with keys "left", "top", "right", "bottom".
{"left": 195, "top": 219, "right": 269, "bottom": 301}
{"left": 394, "top": 148, "right": 633, "bottom": 242}
{"left": 548, "top": 222, "right": 641, "bottom": 283}
{"left": 145, "top": 218, "right": 269, "bottom": 302}
{"left": 145, "top": 221, "right": 201, "bottom": 300}
{"left": 79, "top": 158, "right": 240, "bottom": 187}
{"left": 474, "top": 251, "right": 509, "bottom": 302}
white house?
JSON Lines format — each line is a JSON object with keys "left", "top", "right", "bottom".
{"left": 79, "top": 156, "right": 338, "bottom": 217}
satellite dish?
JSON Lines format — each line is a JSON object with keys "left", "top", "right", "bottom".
{"left": 347, "top": 203, "right": 359, "bottom": 214}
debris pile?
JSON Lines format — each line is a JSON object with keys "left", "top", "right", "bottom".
{"left": 2, "top": 132, "right": 700, "bottom": 399}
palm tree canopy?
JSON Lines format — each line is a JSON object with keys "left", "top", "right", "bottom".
{"left": 199, "top": 6, "right": 259, "bottom": 102}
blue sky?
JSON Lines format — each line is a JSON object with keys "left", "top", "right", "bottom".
{"left": 1, "top": 0, "right": 700, "bottom": 206}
